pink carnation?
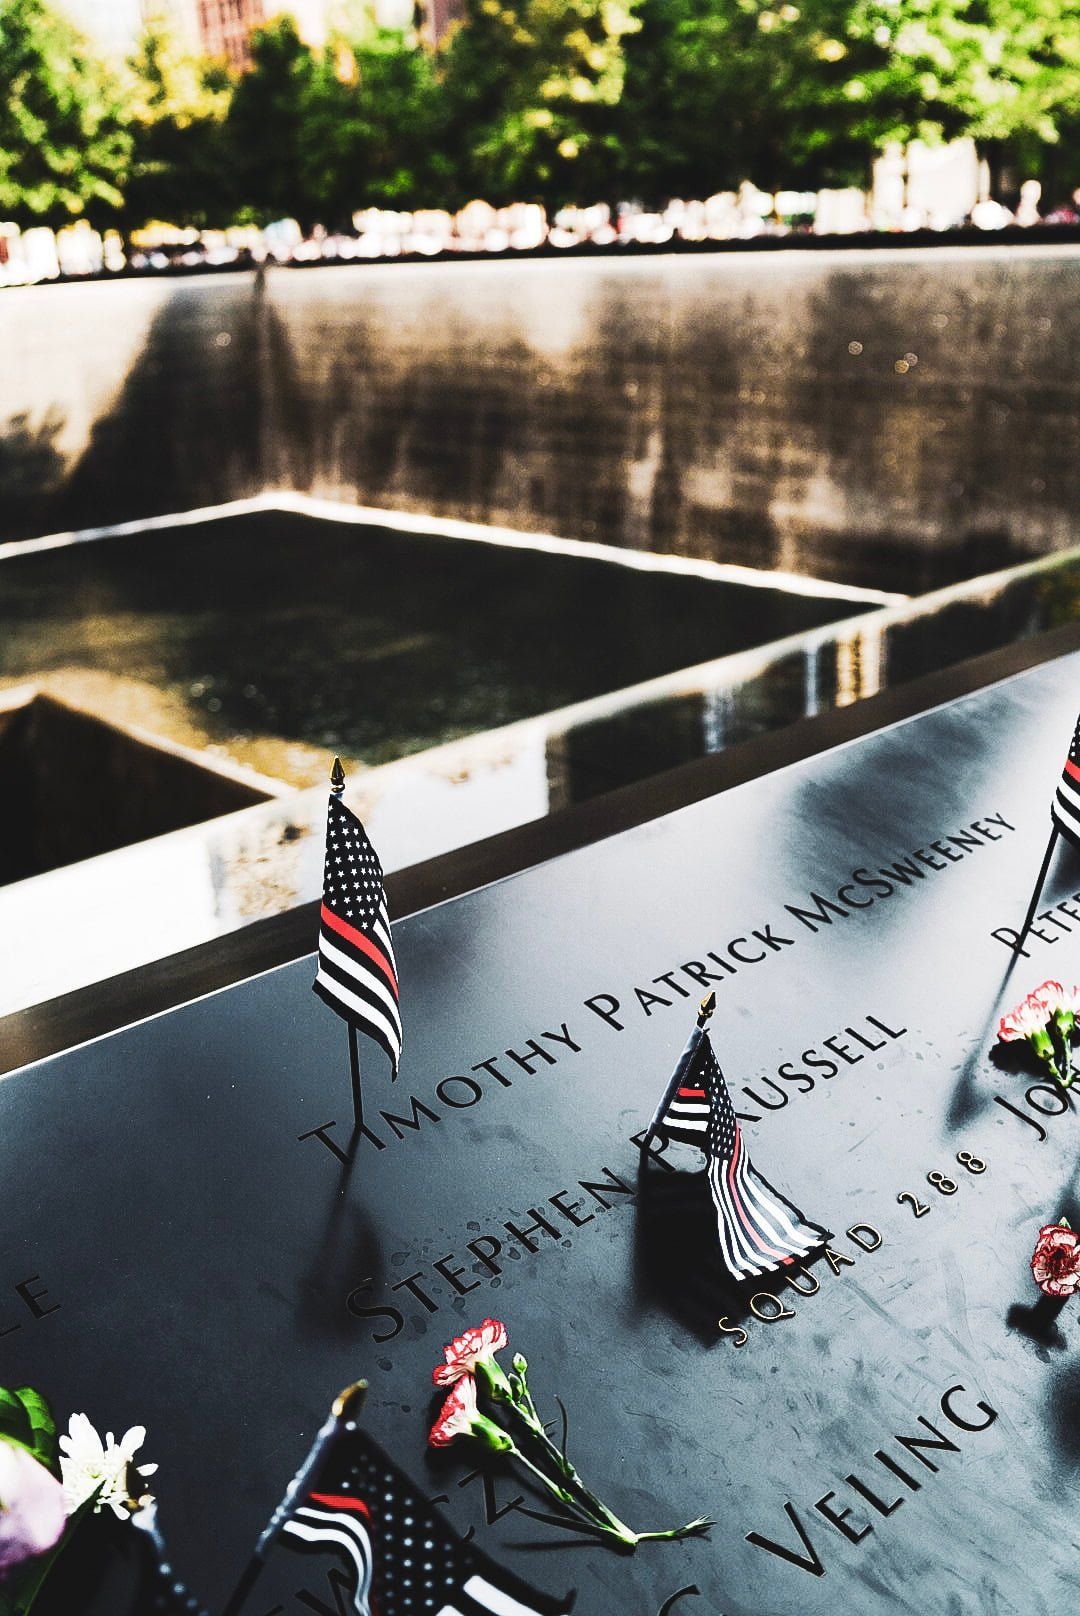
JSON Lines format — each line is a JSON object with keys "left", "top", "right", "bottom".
{"left": 0, "top": 1442, "right": 67, "bottom": 1573}
{"left": 428, "top": 1378, "right": 479, "bottom": 1448}
{"left": 1027, "top": 981, "right": 1065, "bottom": 1017}
{"left": 432, "top": 1319, "right": 508, "bottom": 1388}
{"left": 998, "top": 999, "right": 1049, "bottom": 1042}
{"left": 1031, "top": 1223, "right": 1080, "bottom": 1299}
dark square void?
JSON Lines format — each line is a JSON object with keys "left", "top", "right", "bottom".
{"left": 0, "top": 509, "right": 867, "bottom": 765}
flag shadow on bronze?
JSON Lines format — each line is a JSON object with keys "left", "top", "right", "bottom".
{"left": 225, "top": 1384, "right": 574, "bottom": 1616}
{"left": 634, "top": 1155, "right": 751, "bottom": 1342}
{"left": 636, "top": 1000, "right": 830, "bottom": 1339}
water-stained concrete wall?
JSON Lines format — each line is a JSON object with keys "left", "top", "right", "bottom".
{"left": 2, "top": 245, "right": 1077, "bottom": 591}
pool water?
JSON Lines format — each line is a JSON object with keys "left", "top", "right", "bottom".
{"left": 0, "top": 508, "right": 868, "bottom": 787}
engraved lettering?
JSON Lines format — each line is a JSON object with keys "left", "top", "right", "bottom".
{"left": 380, "top": 1097, "right": 440, "bottom": 1141}
{"left": 584, "top": 993, "right": 624, "bottom": 1031}
{"left": 505, "top": 1039, "right": 557, "bottom": 1075}
{"left": 390, "top": 1272, "right": 440, "bottom": 1313}
{"left": 542, "top": 1022, "right": 582, "bottom": 1053}
{"left": 298, "top": 1121, "right": 355, "bottom": 1162}
{"left": 749, "top": 1293, "right": 796, "bottom": 1322}
{"left": 815, "top": 1492, "right": 872, "bottom": 1544}
{"left": 432, "top": 1255, "right": 481, "bottom": 1296}
{"left": 940, "top": 1384, "right": 998, "bottom": 1432}
{"left": 503, "top": 1208, "right": 561, "bottom": 1254}
{"left": 344, "top": 1280, "right": 404, "bottom": 1343}
{"left": 746, "top": 1502, "right": 826, "bottom": 1576}
{"left": 436, "top": 1076, "right": 483, "bottom": 1109}
{"left": 893, "top": 1418, "right": 960, "bottom": 1472}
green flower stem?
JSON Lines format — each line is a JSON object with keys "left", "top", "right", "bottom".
{"left": 503, "top": 1359, "right": 710, "bottom": 1547}
{"left": 505, "top": 1360, "right": 620, "bottom": 1526}
{"left": 504, "top": 1443, "right": 640, "bottom": 1543}
{"left": 629, "top": 1517, "right": 713, "bottom": 1544}
{"left": 472, "top": 1411, "right": 515, "bottom": 1452}
{"left": 1055, "top": 1011, "right": 1076, "bottom": 1085}
{"left": 475, "top": 1357, "right": 516, "bottom": 1404}
{"left": 1030, "top": 1029, "right": 1064, "bottom": 1084}
{"left": 512, "top": 1410, "right": 635, "bottom": 1538}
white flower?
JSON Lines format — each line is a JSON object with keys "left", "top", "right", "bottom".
{"left": 58, "top": 1414, "right": 158, "bottom": 1520}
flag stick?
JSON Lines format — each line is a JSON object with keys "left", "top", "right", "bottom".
{"left": 222, "top": 1383, "right": 367, "bottom": 1616}
{"left": 640, "top": 992, "right": 716, "bottom": 1151}
{"left": 1019, "top": 825, "right": 1060, "bottom": 945}
{"left": 348, "top": 1021, "right": 365, "bottom": 1141}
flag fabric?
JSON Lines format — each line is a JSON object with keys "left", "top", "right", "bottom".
{"left": 233, "top": 1391, "right": 573, "bottom": 1616}
{"left": 655, "top": 1026, "right": 827, "bottom": 1281}
{"left": 1051, "top": 713, "right": 1080, "bottom": 848}
{"left": 281, "top": 1489, "right": 373, "bottom": 1613}
{"left": 313, "top": 792, "right": 402, "bottom": 1073}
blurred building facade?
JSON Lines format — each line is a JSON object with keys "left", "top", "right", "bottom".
{"left": 55, "top": 0, "right": 414, "bottom": 63}
{"left": 193, "top": 0, "right": 265, "bottom": 68}
{"left": 421, "top": 0, "right": 463, "bottom": 44}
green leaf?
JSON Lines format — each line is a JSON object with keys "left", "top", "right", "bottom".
{"left": 13, "top": 1389, "right": 56, "bottom": 1470}
{"left": 0, "top": 1388, "right": 56, "bottom": 1470}
{"left": 0, "top": 1387, "right": 32, "bottom": 1450}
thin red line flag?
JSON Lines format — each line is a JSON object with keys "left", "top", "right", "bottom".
{"left": 313, "top": 792, "right": 402, "bottom": 1074}
{"left": 1051, "top": 713, "right": 1080, "bottom": 848}
{"left": 656, "top": 1024, "right": 827, "bottom": 1281}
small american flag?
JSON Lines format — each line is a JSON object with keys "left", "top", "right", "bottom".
{"left": 313, "top": 785, "right": 402, "bottom": 1074}
{"left": 657, "top": 1027, "right": 827, "bottom": 1281}
{"left": 1051, "top": 714, "right": 1080, "bottom": 848}
{"left": 281, "top": 1490, "right": 373, "bottom": 1613}
{"left": 234, "top": 1389, "right": 573, "bottom": 1616}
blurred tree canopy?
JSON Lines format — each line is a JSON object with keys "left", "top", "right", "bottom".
{"left": 0, "top": 0, "right": 1077, "bottom": 229}
{"left": 122, "top": 28, "right": 232, "bottom": 228}
{"left": 440, "top": 0, "right": 642, "bottom": 204}
{"left": 0, "top": 0, "right": 129, "bottom": 225}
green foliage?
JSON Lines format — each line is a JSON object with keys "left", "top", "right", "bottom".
{"left": 300, "top": 27, "right": 452, "bottom": 218}
{"left": 0, "top": 1384, "right": 57, "bottom": 1471}
{"left": 616, "top": 0, "right": 1080, "bottom": 194}
{"left": 0, "top": 0, "right": 1077, "bottom": 227}
{"left": 0, "top": 0, "right": 130, "bottom": 226}
{"left": 440, "top": 0, "right": 642, "bottom": 203}
{"left": 961, "top": 0, "right": 1080, "bottom": 170}
{"left": 224, "top": 16, "right": 319, "bottom": 225}
{"left": 122, "top": 27, "right": 233, "bottom": 229}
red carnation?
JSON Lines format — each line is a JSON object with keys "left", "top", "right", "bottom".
{"left": 432, "top": 1319, "right": 508, "bottom": 1388}
{"left": 428, "top": 1378, "right": 479, "bottom": 1447}
{"left": 1031, "top": 1221, "right": 1080, "bottom": 1299}
{"left": 428, "top": 1376, "right": 512, "bottom": 1454}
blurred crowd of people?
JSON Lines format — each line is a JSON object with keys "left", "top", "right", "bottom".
{"left": 3, "top": 178, "right": 1077, "bottom": 287}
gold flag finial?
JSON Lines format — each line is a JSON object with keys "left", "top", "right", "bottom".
{"left": 330, "top": 756, "right": 346, "bottom": 795}
{"left": 697, "top": 991, "right": 716, "bottom": 1026}
{"left": 332, "top": 1380, "right": 368, "bottom": 1420}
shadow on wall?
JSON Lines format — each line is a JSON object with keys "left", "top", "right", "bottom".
{"left": 0, "top": 276, "right": 282, "bottom": 541}
{"left": 2, "top": 253, "right": 1079, "bottom": 591}
{"left": 0, "top": 410, "right": 68, "bottom": 539}
{"left": 258, "top": 254, "right": 1079, "bottom": 592}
